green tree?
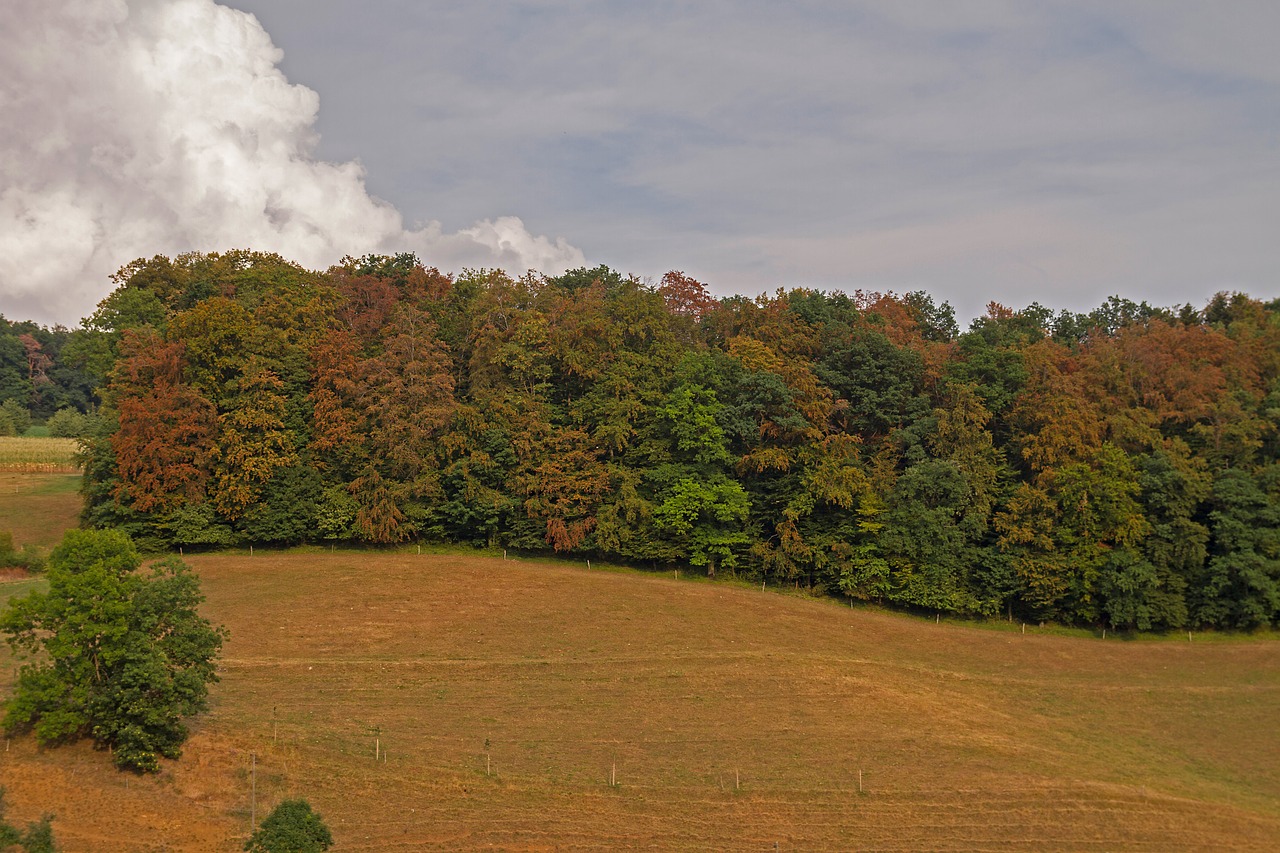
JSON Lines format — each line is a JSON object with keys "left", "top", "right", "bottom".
{"left": 1050, "top": 444, "right": 1151, "bottom": 623}
{"left": 236, "top": 464, "right": 324, "bottom": 545}
{"left": 946, "top": 303, "right": 1039, "bottom": 442}
{"left": 1098, "top": 548, "right": 1167, "bottom": 631}
{"left": 818, "top": 324, "right": 927, "bottom": 440}
{"left": 0, "top": 324, "right": 34, "bottom": 410}
{"left": 879, "top": 460, "right": 977, "bottom": 613}
{"left": 244, "top": 799, "right": 333, "bottom": 853}
{"left": 0, "top": 400, "right": 30, "bottom": 436}
{"left": 1, "top": 530, "right": 226, "bottom": 772}
{"left": 45, "top": 408, "right": 91, "bottom": 439}
{"left": 209, "top": 359, "right": 297, "bottom": 520}
{"left": 431, "top": 405, "right": 520, "bottom": 547}
{"left": 1198, "top": 467, "right": 1280, "bottom": 628}
{"left": 653, "top": 476, "right": 751, "bottom": 576}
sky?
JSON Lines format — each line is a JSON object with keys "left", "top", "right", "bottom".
{"left": 2, "top": 0, "right": 1278, "bottom": 328}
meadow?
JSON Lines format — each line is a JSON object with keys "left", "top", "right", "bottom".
{"left": 0, "top": 470, "right": 82, "bottom": 550}
{"left": 0, "top": 477, "right": 1278, "bottom": 850}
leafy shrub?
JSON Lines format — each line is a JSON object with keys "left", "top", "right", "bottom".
{"left": 0, "top": 787, "right": 56, "bottom": 852}
{"left": 244, "top": 799, "right": 333, "bottom": 852}
{"left": 0, "top": 532, "right": 44, "bottom": 573}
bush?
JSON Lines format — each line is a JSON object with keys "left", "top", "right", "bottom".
{"left": 45, "top": 409, "right": 87, "bottom": 439}
{"left": 0, "top": 787, "right": 56, "bottom": 852}
{"left": 0, "top": 532, "right": 44, "bottom": 574}
{"left": 244, "top": 799, "right": 333, "bottom": 852}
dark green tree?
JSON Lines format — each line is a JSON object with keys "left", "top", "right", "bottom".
{"left": 879, "top": 460, "right": 976, "bottom": 612}
{"left": 1, "top": 530, "right": 226, "bottom": 772}
{"left": 244, "top": 799, "right": 333, "bottom": 853}
{"left": 1198, "top": 467, "right": 1280, "bottom": 628}
{"left": 818, "top": 325, "right": 927, "bottom": 440}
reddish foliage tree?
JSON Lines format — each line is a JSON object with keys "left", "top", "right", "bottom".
{"left": 657, "top": 271, "right": 716, "bottom": 321}
{"left": 19, "top": 334, "right": 52, "bottom": 385}
{"left": 520, "top": 427, "right": 611, "bottom": 551}
{"left": 109, "top": 331, "right": 217, "bottom": 512}
{"left": 360, "top": 306, "right": 456, "bottom": 484}
{"left": 334, "top": 273, "right": 399, "bottom": 344}
{"left": 308, "top": 329, "right": 366, "bottom": 468}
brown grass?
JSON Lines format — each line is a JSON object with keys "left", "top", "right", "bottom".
{"left": 3, "top": 546, "right": 1279, "bottom": 851}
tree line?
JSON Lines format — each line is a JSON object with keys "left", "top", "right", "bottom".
{"left": 7, "top": 250, "right": 1280, "bottom": 631}
{"left": 0, "top": 314, "right": 97, "bottom": 435}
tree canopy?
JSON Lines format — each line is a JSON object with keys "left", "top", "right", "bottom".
{"left": 7, "top": 249, "right": 1280, "bottom": 631}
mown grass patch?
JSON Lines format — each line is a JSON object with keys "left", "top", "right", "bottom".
{"left": 0, "top": 471, "right": 83, "bottom": 549}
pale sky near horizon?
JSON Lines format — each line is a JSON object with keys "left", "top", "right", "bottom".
{"left": 2, "top": 0, "right": 1278, "bottom": 328}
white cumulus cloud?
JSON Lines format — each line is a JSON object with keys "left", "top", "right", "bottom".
{"left": 0, "top": 0, "right": 584, "bottom": 325}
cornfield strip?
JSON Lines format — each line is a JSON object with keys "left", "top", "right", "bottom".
{"left": 0, "top": 437, "right": 81, "bottom": 472}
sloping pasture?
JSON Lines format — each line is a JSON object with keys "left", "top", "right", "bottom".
{"left": 5, "top": 548, "right": 1278, "bottom": 850}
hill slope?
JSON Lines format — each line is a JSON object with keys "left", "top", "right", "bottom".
{"left": 3, "top": 551, "right": 1279, "bottom": 850}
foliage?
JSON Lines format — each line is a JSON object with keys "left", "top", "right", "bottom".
{"left": 244, "top": 799, "right": 333, "bottom": 853}
{"left": 0, "top": 401, "right": 30, "bottom": 437}
{"left": 0, "top": 530, "right": 226, "bottom": 772}
{"left": 0, "top": 532, "right": 44, "bottom": 574}
{"left": 6, "top": 250, "right": 1280, "bottom": 629}
{"left": 45, "top": 408, "right": 98, "bottom": 439}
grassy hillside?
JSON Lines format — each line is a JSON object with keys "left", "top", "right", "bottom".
{"left": 2, "top": 545, "right": 1278, "bottom": 851}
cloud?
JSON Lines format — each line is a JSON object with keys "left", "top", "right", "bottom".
{"left": 0, "top": 0, "right": 584, "bottom": 325}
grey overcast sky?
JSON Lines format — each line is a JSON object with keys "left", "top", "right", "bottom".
{"left": 3, "top": 0, "right": 1278, "bottom": 326}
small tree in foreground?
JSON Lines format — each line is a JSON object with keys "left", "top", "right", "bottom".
{"left": 1, "top": 530, "right": 226, "bottom": 773}
{"left": 244, "top": 799, "right": 333, "bottom": 852}
{"left": 0, "top": 788, "right": 57, "bottom": 852}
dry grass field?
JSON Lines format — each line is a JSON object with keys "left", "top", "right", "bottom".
{"left": 1, "top": 477, "right": 1279, "bottom": 850}
{"left": 2, "top": 555, "right": 1278, "bottom": 851}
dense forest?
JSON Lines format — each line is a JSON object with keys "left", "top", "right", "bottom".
{"left": 4, "top": 250, "right": 1280, "bottom": 631}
